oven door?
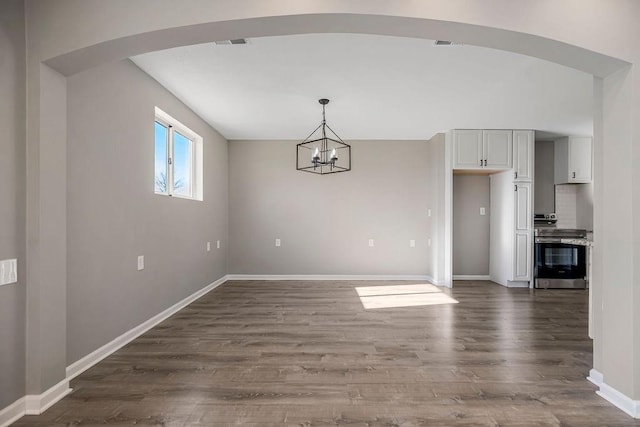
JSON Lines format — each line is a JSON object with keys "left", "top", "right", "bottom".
{"left": 535, "top": 242, "right": 586, "bottom": 279}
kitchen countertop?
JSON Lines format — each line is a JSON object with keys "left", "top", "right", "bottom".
{"left": 559, "top": 238, "right": 593, "bottom": 247}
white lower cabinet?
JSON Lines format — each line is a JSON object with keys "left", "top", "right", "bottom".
{"left": 513, "top": 232, "right": 532, "bottom": 281}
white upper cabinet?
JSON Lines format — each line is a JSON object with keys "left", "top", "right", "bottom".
{"left": 555, "top": 136, "right": 593, "bottom": 183}
{"left": 452, "top": 130, "right": 512, "bottom": 170}
{"left": 512, "top": 130, "right": 534, "bottom": 182}
{"left": 453, "top": 130, "right": 483, "bottom": 169}
{"left": 483, "top": 130, "right": 512, "bottom": 169}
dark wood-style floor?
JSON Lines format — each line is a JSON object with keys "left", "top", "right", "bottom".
{"left": 15, "top": 280, "right": 640, "bottom": 426}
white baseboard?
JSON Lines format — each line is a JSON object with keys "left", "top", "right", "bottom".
{"left": 453, "top": 275, "right": 490, "bottom": 281}
{"left": 66, "top": 275, "right": 228, "bottom": 381}
{"left": 226, "top": 274, "right": 433, "bottom": 281}
{"left": 0, "top": 379, "right": 71, "bottom": 427}
{"left": 507, "top": 281, "right": 530, "bottom": 288}
{"left": 0, "top": 397, "right": 25, "bottom": 427}
{"left": 25, "top": 379, "right": 71, "bottom": 415}
{"left": 587, "top": 368, "right": 603, "bottom": 387}
{"left": 589, "top": 369, "right": 639, "bottom": 418}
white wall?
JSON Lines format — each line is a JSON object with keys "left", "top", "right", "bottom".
{"left": 425, "top": 134, "right": 448, "bottom": 285}
{"left": 66, "top": 59, "right": 228, "bottom": 365}
{"left": 228, "top": 140, "right": 429, "bottom": 276}
{"left": 576, "top": 183, "right": 594, "bottom": 231}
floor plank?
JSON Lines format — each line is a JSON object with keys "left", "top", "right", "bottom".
{"left": 14, "top": 280, "right": 640, "bottom": 426}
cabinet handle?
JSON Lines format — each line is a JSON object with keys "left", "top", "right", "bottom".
{"left": 480, "top": 158, "right": 482, "bottom": 166}
{"left": 484, "top": 159, "right": 487, "bottom": 166}
{"left": 572, "top": 171, "right": 576, "bottom": 178}
{"left": 515, "top": 184, "right": 518, "bottom": 192}
{"left": 515, "top": 171, "right": 518, "bottom": 179}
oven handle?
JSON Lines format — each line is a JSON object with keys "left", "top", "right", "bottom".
{"left": 535, "top": 238, "right": 563, "bottom": 243}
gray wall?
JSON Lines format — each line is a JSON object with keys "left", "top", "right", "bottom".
{"left": 228, "top": 140, "right": 429, "bottom": 275}
{"left": 66, "top": 59, "right": 228, "bottom": 364}
{"left": 453, "top": 175, "right": 490, "bottom": 276}
{"left": 0, "top": 0, "right": 26, "bottom": 408}
{"left": 534, "top": 140, "right": 555, "bottom": 213}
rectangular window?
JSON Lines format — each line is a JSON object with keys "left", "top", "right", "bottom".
{"left": 154, "top": 107, "right": 203, "bottom": 201}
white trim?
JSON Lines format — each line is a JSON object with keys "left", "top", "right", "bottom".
{"left": 66, "top": 275, "right": 228, "bottom": 381}
{"left": 0, "top": 397, "right": 25, "bottom": 427}
{"left": 0, "top": 379, "right": 72, "bottom": 426}
{"left": 453, "top": 275, "right": 490, "bottom": 281}
{"left": 25, "top": 379, "right": 71, "bottom": 415}
{"left": 597, "top": 382, "right": 640, "bottom": 418}
{"left": 588, "top": 369, "right": 639, "bottom": 418}
{"left": 226, "top": 274, "right": 434, "bottom": 282}
{"left": 587, "top": 368, "right": 603, "bottom": 387}
{"left": 506, "top": 281, "right": 530, "bottom": 288}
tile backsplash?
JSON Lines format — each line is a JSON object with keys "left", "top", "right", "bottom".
{"left": 555, "top": 184, "right": 577, "bottom": 228}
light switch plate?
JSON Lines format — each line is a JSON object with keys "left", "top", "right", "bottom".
{"left": 410, "top": 240, "right": 416, "bottom": 248}
{"left": 428, "top": 238, "right": 432, "bottom": 247}
{"left": 0, "top": 259, "right": 18, "bottom": 286}
{"left": 216, "top": 240, "right": 221, "bottom": 249}
{"left": 480, "top": 207, "right": 486, "bottom": 216}
{"left": 427, "top": 209, "right": 432, "bottom": 217}
{"left": 275, "top": 238, "right": 281, "bottom": 247}
{"left": 368, "top": 239, "right": 374, "bottom": 247}
{"left": 137, "top": 255, "right": 144, "bottom": 271}
{"left": 207, "top": 242, "right": 211, "bottom": 252}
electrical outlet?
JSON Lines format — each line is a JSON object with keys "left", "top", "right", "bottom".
{"left": 275, "top": 238, "right": 281, "bottom": 247}
{"left": 480, "top": 207, "right": 486, "bottom": 216}
{"left": 207, "top": 242, "right": 211, "bottom": 252}
{"left": 410, "top": 240, "right": 416, "bottom": 248}
{"left": 216, "top": 240, "right": 221, "bottom": 249}
{"left": 137, "top": 255, "right": 144, "bottom": 271}
{"left": 368, "top": 239, "right": 374, "bottom": 247}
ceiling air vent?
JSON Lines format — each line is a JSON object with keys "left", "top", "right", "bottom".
{"left": 434, "top": 40, "right": 462, "bottom": 46}
{"left": 214, "top": 38, "right": 248, "bottom": 45}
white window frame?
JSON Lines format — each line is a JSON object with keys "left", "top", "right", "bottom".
{"left": 154, "top": 107, "right": 203, "bottom": 201}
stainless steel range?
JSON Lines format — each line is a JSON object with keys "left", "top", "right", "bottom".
{"left": 534, "top": 228, "right": 588, "bottom": 289}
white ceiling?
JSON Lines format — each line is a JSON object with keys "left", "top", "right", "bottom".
{"left": 131, "top": 33, "right": 593, "bottom": 140}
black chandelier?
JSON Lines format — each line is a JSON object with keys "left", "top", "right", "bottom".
{"left": 296, "top": 99, "right": 351, "bottom": 175}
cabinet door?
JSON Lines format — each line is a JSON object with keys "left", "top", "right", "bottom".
{"left": 483, "top": 130, "right": 512, "bottom": 169}
{"left": 568, "top": 136, "right": 592, "bottom": 182}
{"left": 513, "top": 231, "right": 532, "bottom": 281}
{"left": 514, "top": 183, "right": 532, "bottom": 232}
{"left": 453, "top": 130, "right": 483, "bottom": 169}
{"left": 513, "top": 130, "right": 534, "bottom": 181}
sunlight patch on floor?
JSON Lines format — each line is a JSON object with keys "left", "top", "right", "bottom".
{"left": 356, "top": 284, "right": 459, "bottom": 309}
